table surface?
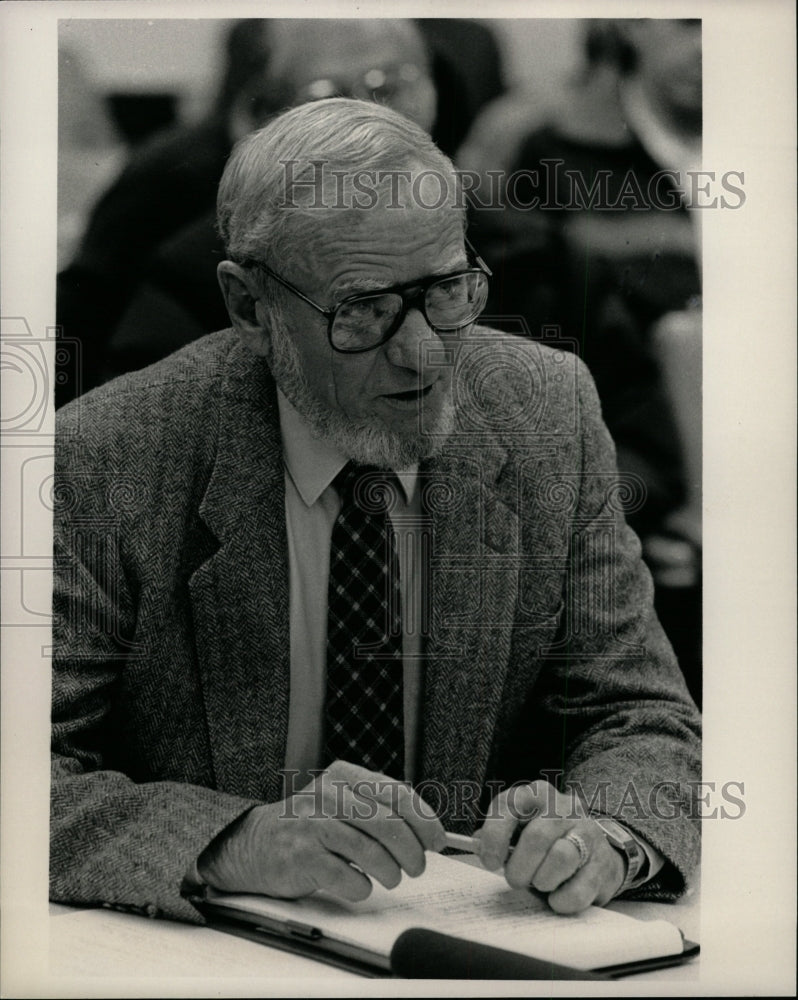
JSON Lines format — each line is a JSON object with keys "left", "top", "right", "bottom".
{"left": 48, "top": 870, "right": 700, "bottom": 989}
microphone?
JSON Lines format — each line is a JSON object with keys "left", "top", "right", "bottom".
{"left": 390, "top": 928, "right": 611, "bottom": 980}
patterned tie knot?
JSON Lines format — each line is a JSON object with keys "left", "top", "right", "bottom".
{"left": 335, "top": 463, "right": 401, "bottom": 516}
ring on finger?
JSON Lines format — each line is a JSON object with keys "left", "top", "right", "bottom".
{"left": 562, "top": 831, "right": 590, "bottom": 871}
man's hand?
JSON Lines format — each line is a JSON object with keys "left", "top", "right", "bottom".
{"left": 477, "top": 780, "right": 626, "bottom": 914}
{"left": 198, "top": 760, "right": 446, "bottom": 901}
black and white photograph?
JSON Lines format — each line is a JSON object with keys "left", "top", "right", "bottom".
{"left": 0, "top": 2, "right": 795, "bottom": 996}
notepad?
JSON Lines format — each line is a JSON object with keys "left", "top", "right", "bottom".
{"left": 194, "top": 852, "right": 691, "bottom": 975}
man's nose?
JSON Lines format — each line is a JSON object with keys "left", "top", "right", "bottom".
{"left": 384, "top": 307, "right": 441, "bottom": 372}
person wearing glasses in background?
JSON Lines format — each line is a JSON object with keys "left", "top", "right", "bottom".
{"left": 57, "top": 18, "right": 502, "bottom": 406}
{"left": 51, "top": 99, "right": 701, "bottom": 925}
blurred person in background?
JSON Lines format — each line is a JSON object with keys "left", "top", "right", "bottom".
{"left": 416, "top": 18, "right": 504, "bottom": 157}
{"left": 457, "top": 19, "right": 703, "bottom": 704}
{"left": 100, "top": 18, "right": 436, "bottom": 381}
{"left": 56, "top": 18, "right": 279, "bottom": 405}
{"left": 56, "top": 18, "right": 504, "bottom": 407}
{"left": 57, "top": 46, "right": 124, "bottom": 272}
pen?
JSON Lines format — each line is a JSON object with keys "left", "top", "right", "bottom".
{"left": 443, "top": 830, "right": 522, "bottom": 857}
{"left": 442, "top": 831, "right": 482, "bottom": 855}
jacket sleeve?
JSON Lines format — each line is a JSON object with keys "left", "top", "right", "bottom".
{"left": 50, "top": 419, "right": 258, "bottom": 924}
{"left": 531, "top": 356, "right": 702, "bottom": 901}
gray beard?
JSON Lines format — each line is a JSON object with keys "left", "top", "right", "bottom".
{"left": 268, "top": 326, "right": 455, "bottom": 470}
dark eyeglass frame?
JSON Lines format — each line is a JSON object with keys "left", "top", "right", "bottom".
{"left": 243, "top": 238, "right": 492, "bottom": 354}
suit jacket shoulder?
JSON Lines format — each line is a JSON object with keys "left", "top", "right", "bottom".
{"left": 59, "top": 329, "right": 239, "bottom": 444}
{"left": 456, "top": 326, "right": 600, "bottom": 444}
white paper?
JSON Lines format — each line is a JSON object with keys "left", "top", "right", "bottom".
{"left": 207, "top": 851, "right": 684, "bottom": 970}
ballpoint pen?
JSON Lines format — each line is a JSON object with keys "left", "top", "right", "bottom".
{"left": 443, "top": 830, "right": 522, "bottom": 857}
{"left": 443, "top": 831, "right": 483, "bottom": 855}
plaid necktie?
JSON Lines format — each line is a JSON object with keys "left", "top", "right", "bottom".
{"left": 324, "top": 463, "right": 404, "bottom": 778}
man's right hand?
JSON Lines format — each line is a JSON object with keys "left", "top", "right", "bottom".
{"left": 197, "top": 760, "right": 446, "bottom": 901}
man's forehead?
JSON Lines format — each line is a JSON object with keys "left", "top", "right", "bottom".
{"left": 299, "top": 200, "right": 464, "bottom": 252}
{"left": 290, "top": 202, "right": 466, "bottom": 297}
{"left": 278, "top": 159, "right": 461, "bottom": 215}
{"left": 329, "top": 247, "right": 468, "bottom": 297}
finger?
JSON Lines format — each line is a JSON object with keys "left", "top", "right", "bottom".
{"left": 544, "top": 822, "right": 627, "bottom": 913}
{"left": 321, "top": 780, "right": 428, "bottom": 877}
{"left": 311, "top": 852, "right": 374, "bottom": 903}
{"left": 325, "top": 760, "right": 382, "bottom": 785}
{"left": 333, "top": 764, "right": 446, "bottom": 854}
{"left": 366, "top": 778, "right": 446, "bottom": 853}
{"left": 478, "top": 780, "right": 562, "bottom": 872}
{"left": 324, "top": 760, "right": 446, "bottom": 855}
{"left": 546, "top": 859, "right": 606, "bottom": 915}
{"left": 529, "top": 825, "right": 599, "bottom": 894}
{"left": 503, "top": 815, "right": 576, "bottom": 889}
{"left": 320, "top": 820, "right": 403, "bottom": 891}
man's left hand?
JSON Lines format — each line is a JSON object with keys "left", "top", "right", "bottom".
{"left": 477, "top": 780, "right": 626, "bottom": 914}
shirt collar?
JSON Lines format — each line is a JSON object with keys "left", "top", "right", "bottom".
{"left": 277, "top": 391, "right": 417, "bottom": 507}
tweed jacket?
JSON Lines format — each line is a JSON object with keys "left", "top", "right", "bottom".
{"left": 51, "top": 329, "right": 701, "bottom": 924}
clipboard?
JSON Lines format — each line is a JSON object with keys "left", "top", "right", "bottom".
{"left": 195, "top": 904, "right": 392, "bottom": 978}
{"left": 190, "top": 893, "right": 700, "bottom": 980}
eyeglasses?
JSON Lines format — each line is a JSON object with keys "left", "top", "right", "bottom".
{"left": 245, "top": 240, "right": 492, "bottom": 354}
{"left": 296, "top": 62, "right": 428, "bottom": 107}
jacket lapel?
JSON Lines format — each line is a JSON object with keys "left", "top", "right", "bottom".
{"left": 419, "top": 440, "right": 519, "bottom": 812}
{"left": 189, "top": 343, "right": 290, "bottom": 802}
{"left": 186, "top": 341, "right": 522, "bottom": 806}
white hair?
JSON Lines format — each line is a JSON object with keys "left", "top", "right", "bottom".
{"left": 217, "top": 98, "right": 464, "bottom": 320}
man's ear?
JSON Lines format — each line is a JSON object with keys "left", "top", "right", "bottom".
{"left": 217, "top": 261, "right": 271, "bottom": 357}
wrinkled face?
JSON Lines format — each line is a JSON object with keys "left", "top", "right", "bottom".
{"left": 256, "top": 189, "right": 468, "bottom": 467}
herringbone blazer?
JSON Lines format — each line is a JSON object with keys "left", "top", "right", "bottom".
{"left": 51, "top": 329, "right": 701, "bottom": 924}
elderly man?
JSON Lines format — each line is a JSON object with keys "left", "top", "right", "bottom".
{"left": 56, "top": 18, "right": 439, "bottom": 406}
{"left": 51, "top": 99, "right": 701, "bottom": 926}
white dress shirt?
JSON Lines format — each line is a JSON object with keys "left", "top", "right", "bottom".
{"left": 278, "top": 391, "right": 424, "bottom": 791}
